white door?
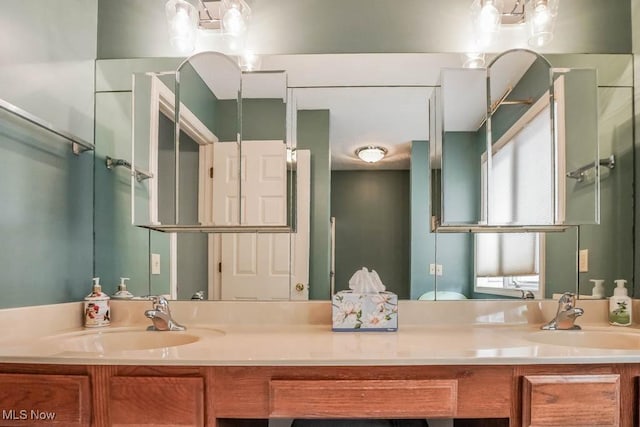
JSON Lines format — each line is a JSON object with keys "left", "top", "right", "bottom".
{"left": 210, "top": 141, "right": 241, "bottom": 225}
{"left": 213, "top": 146, "right": 310, "bottom": 300}
{"left": 239, "top": 140, "right": 288, "bottom": 225}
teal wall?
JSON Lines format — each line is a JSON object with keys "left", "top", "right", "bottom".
{"left": 410, "top": 141, "right": 435, "bottom": 299}
{"left": 331, "top": 170, "right": 411, "bottom": 298}
{"left": 297, "top": 110, "right": 331, "bottom": 300}
{"left": 0, "top": 0, "right": 97, "bottom": 308}
{"left": 441, "top": 132, "right": 482, "bottom": 224}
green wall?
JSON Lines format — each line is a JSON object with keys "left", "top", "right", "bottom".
{"left": 331, "top": 170, "right": 411, "bottom": 298}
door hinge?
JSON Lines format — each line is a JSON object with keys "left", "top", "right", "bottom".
{"left": 218, "top": 262, "right": 222, "bottom": 273}
{"left": 209, "top": 167, "right": 214, "bottom": 179}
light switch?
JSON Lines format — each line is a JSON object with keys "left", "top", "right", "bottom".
{"left": 578, "top": 249, "right": 589, "bottom": 273}
{"left": 429, "top": 264, "right": 436, "bottom": 275}
{"left": 436, "top": 264, "right": 443, "bottom": 276}
{"left": 151, "top": 253, "right": 161, "bottom": 275}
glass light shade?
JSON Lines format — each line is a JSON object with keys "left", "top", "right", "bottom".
{"left": 165, "top": 0, "right": 198, "bottom": 54}
{"left": 470, "top": 0, "right": 504, "bottom": 48}
{"left": 356, "top": 146, "right": 387, "bottom": 163}
{"left": 525, "top": 0, "right": 559, "bottom": 47}
{"left": 221, "top": 0, "right": 251, "bottom": 36}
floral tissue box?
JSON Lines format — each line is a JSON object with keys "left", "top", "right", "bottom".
{"left": 331, "top": 291, "right": 398, "bottom": 332}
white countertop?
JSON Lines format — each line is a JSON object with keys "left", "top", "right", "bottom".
{"left": 1, "top": 300, "right": 640, "bottom": 366}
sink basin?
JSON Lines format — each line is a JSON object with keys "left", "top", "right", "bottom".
{"left": 525, "top": 330, "right": 640, "bottom": 350}
{"left": 41, "top": 327, "right": 223, "bottom": 354}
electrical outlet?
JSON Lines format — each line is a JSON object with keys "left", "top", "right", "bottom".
{"left": 151, "top": 253, "right": 161, "bottom": 275}
{"left": 429, "top": 264, "right": 436, "bottom": 275}
{"left": 578, "top": 249, "right": 589, "bottom": 273}
{"left": 436, "top": 264, "right": 443, "bottom": 276}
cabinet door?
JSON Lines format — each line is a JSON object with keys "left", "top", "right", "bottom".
{"left": 0, "top": 373, "right": 90, "bottom": 426}
{"left": 109, "top": 376, "right": 204, "bottom": 427}
{"left": 522, "top": 374, "right": 619, "bottom": 426}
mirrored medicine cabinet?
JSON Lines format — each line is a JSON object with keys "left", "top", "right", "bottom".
{"left": 131, "top": 51, "right": 295, "bottom": 233}
{"left": 431, "top": 49, "right": 600, "bottom": 232}
{"left": 123, "top": 50, "right": 626, "bottom": 303}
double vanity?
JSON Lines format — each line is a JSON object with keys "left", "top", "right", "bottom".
{"left": 1, "top": 299, "right": 640, "bottom": 427}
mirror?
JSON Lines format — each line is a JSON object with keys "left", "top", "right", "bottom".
{"left": 434, "top": 49, "right": 599, "bottom": 230}
{"left": 132, "top": 52, "right": 243, "bottom": 229}
{"left": 132, "top": 52, "right": 295, "bottom": 300}
{"left": 124, "top": 52, "right": 629, "bottom": 302}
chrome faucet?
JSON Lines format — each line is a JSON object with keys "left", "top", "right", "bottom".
{"left": 144, "top": 296, "right": 186, "bottom": 331}
{"left": 541, "top": 292, "right": 584, "bottom": 330}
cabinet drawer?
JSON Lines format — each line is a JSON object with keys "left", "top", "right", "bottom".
{"left": 109, "top": 376, "right": 204, "bottom": 427}
{"left": 270, "top": 379, "right": 457, "bottom": 418}
{"left": 0, "top": 373, "right": 90, "bottom": 426}
{"left": 522, "top": 374, "right": 620, "bottom": 426}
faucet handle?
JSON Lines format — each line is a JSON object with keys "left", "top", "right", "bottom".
{"left": 150, "top": 295, "right": 170, "bottom": 312}
{"left": 558, "top": 292, "right": 577, "bottom": 307}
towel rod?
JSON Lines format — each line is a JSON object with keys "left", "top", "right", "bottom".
{"left": 105, "top": 156, "right": 153, "bottom": 182}
{"left": 566, "top": 154, "right": 615, "bottom": 182}
{"left": 0, "top": 97, "right": 94, "bottom": 155}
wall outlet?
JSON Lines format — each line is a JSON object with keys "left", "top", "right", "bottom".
{"left": 429, "top": 264, "right": 436, "bottom": 275}
{"left": 578, "top": 249, "right": 589, "bottom": 273}
{"left": 436, "top": 264, "right": 443, "bottom": 276}
{"left": 151, "top": 253, "right": 161, "bottom": 275}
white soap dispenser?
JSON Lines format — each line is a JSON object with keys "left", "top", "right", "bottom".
{"left": 84, "top": 277, "right": 111, "bottom": 328}
{"left": 112, "top": 277, "right": 134, "bottom": 299}
{"left": 609, "top": 279, "right": 632, "bottom": 326}
{"left": 590, "top": 279, "right": 605, "bottom": 299}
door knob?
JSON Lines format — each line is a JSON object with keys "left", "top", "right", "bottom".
{"left": 295, "top": 283, "right": 305, "bottom": 292}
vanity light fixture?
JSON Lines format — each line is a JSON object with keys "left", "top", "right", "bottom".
{"left": 165, "top": 0, "right": 252, "bottom": 54}
{"left": 356, "top": 146, "right": 387, "bottom": 163}
{"left": 469, "top": 0, "right": 558, "bottom": 49}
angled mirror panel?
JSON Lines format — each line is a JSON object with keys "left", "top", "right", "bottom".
{"left": 439, "top": 68, "right": 487, "bottom": 226}
{"left": 176, "top": 52, "right": 241, "bottom": 228}
{"left": 131, "top": 71, "right": 177, "bottom": 227}
{"left": 486, "top": 49, "right": 554, "bottom": 226}
{"left": 240, "top": 71, "right": 288, "bottom": 227}
{"left": 555, "top": 68, "right": 600, "bottom": 225}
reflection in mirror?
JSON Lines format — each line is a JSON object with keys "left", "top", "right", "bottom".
{"left": 434, "top": 49, "right": 599, "bottom": 230}
{"left": 430, "top": 228, "right": 578, "bottom": 300}
{"left": 292, "top": 87, "right": 431, "bottom": 299}
{"left": 126, "top": 53, "right": 615, "bottom": 302}
{"left": 143, "top": 59, "right": 296, "bottom": 300}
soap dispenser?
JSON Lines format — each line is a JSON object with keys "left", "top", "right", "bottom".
{"left": 84, "top": 277, "right": 111, "bottom": 328}
{"left": 609, "top": 279, "right": 632, "bottom": 326}
{"left": 590, "top": 279, "right": 605, "bottom": 299}
{"left": 112, "top": 277, "right": 134, "bottom": 299}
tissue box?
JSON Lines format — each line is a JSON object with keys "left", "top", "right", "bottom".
{"left": 331, "top": 291, "right": 398, "bottom": 332}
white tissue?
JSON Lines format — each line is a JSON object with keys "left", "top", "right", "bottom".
{"left": 348, "top": 267, "right": 386, "bottom": 294}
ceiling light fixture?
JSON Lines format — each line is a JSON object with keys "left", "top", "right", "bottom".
{"left": 356, "top": 146, "right": 388, "bottom": 163}
{"left": 469, "top": 0, "right": 558, "bottom": 50}
{"left": 165, "top": 0, "right": 252, "bottom": 54}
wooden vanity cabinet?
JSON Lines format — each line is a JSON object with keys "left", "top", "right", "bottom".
{"left": 0, "top": 363, "right": 638, "bottom": 427}
{"left": 0, "top": 372, "right": 91, "bottom": 426}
